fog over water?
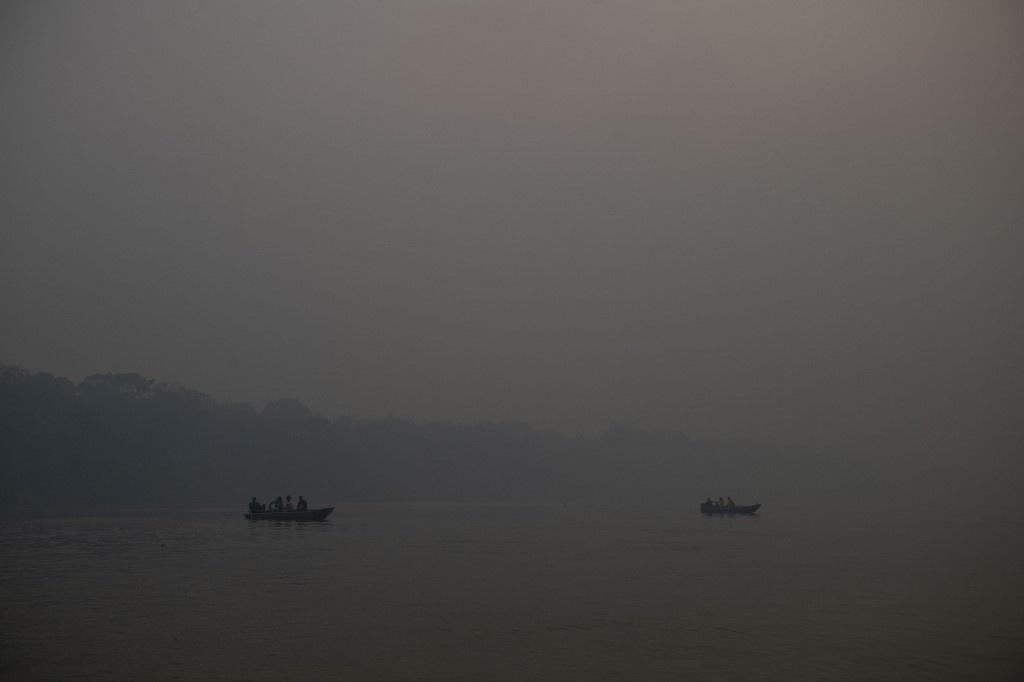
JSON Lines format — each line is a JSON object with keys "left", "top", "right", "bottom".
{"left": 2, "top": 4, "right": 1023, "bottom": 679}
{"left": 2, "top": 4, "right": 1022, "bottom": 474}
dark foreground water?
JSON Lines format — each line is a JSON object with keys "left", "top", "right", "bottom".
{"left": 2, "top": 502, "right": 1022, "bottom": 680}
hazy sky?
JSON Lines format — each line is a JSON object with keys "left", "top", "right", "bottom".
{"left": 2, "top": 1, "right": 1021, "bottom": 462}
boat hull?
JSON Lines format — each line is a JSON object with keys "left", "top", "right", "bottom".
{"left": 700, "top": 503, "right": 760, "bottom": 515}
{"left": 245, "top": 507, "right": 334, "bottom": 521}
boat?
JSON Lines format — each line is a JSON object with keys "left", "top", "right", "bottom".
{"left": 700, "top": 502, "right": 760, "bottom": 515}
{"left": 245, "top": 507, "right": 334, "bottom": 521}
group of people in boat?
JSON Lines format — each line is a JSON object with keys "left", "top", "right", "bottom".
{"left": 249, "top": 495, "right": 308, "bottom": 513}
{"left": 704, "top": 496, "right": 736, "bottom": 509}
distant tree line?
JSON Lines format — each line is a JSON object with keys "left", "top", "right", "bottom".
{"left": 0, "top": 364, "right": 892, "bottom": 509}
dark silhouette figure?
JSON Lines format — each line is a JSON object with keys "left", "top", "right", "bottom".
{"left": 296, "top": 496, "right": 308, "bottom": 511}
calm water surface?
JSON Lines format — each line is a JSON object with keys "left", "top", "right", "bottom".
{"left": 2, "top": 502, "right": 1022, "bottom": 680}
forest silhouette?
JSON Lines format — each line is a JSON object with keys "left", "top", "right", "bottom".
{"left": 0, "top": 364, "right": 970, "bottom": 509}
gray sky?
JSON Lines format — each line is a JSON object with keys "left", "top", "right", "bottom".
{"left": 2, "top": 1, "right": 1021, "bottom": 463}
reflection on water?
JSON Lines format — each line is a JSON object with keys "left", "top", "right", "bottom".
{"left": 1, "top": 503, "right": 1021, "bottom": 680}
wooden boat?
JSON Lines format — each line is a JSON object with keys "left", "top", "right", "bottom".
{"left": 700, "top": 502, "right": 760, "bottom": 515}
{"left": 245, "top": 507, "right": 334, "bottom": 521}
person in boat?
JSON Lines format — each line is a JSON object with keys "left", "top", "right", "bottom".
{"left": 296, "top": 496, "right": 308, "bottom": 511}
{"left": 271, "top": 495, "right": 283, "bottom": 512}
{"left": 705, "top": 497, "right": 716, "bottom": 509}
{"left": 727, "top": 497, "right": 735, "bottom": 509}
{"left": 249, "top": 497, "right": 261, "bottom": 514}
{"left": 717, "top": 497, "right": 725, "bottom": 508}
{"left": 285, "top": 495, "right": 294, "bottom": 511}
